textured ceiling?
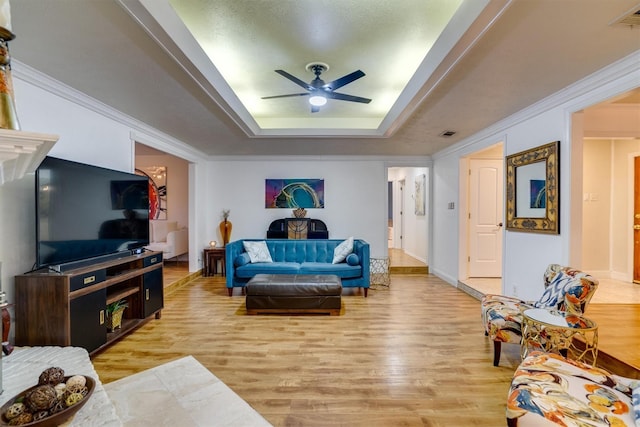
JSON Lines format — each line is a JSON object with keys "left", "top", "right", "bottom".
{"left": 8, "top": 0, "right": 640, "bottom": 157}
{"left": 165, "top": 0, "right": 466, "bottom": 132}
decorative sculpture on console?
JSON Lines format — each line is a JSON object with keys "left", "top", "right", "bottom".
{"left": 292, "top": 208, "right": 307, "bottom": 218}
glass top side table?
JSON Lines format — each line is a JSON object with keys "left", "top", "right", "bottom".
{"left": 521, "top": 308, "right": 598, "bottom": 364}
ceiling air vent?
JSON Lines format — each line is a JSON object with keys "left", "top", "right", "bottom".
{"left": 611, "top": 6, "right": 640, "bottom": 27}
{"left": 439, "top": 130, "right": 456, "bottom": 137}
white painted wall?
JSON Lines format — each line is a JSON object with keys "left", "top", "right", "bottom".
{"left": 432, "top": 153, "right": 462, "bottom": 285}
{"left": 205, "top": 158, "right": 389, "bottom": 261}
{"left": 582, "top": 139, "right": 612, "bottom": 273}
{"left": 431, "top": 51, "right": 640, "bottom": 300}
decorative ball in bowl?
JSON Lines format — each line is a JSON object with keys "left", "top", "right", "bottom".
{"left": 0, "top": 369, "right": 95, "bottom": 427}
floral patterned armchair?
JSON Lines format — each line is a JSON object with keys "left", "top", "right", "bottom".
{"left": 481, "top": 264, "right": 598, "bottom": 366}
{"left": 507, "top": 351, "right": 639, "bottom": 426}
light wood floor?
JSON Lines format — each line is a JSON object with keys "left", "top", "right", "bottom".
{"left": 93, "top": 273, "right": 523, "bottom": 426}
{"left": 163, "top": 254, "right": 640, "bottom": 370}
{"left": 98, "top": 255, "right": 638, "bottom": 425}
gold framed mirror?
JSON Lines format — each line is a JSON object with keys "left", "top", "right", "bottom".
{"left": 505, "top": 141, "right": 559, "bottom": 234}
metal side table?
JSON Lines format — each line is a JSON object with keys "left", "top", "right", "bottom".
{"left": 521, "top": 308, "right": 598, "bottom": 364}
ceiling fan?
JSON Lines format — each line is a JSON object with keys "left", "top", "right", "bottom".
{"left": 262, "top": 62, "right": 371, "bottom": 113}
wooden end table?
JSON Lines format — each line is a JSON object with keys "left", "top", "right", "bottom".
{"left": 521, "top": 308, "right": 598, "bottom": 364}
{"left": 203, "top": 247, "right": 226, "bottom": 276}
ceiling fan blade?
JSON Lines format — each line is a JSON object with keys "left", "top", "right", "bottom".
{"left": 262, "top": 93, "right": 310, "bottom": 100}
{"left": 275, "top": 70, "right": 313, "bottom": 90}
{"left": 323, "top": 70, "right": 365, "bottom": 91}
{"left": 327, "top": 92, "right": 372, "bottom": 104}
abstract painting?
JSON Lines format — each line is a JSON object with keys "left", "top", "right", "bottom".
{"left": 529, "top": 179, "right": 546, "bottom": 209}
{"left": 135, "top": 166, "right": 167, "bottom": 219}
{"left": 265, "top": 179, "right": 324, "bottom": 209}
{"left": 415, "top": 174, "right": 425, "bottom": 216}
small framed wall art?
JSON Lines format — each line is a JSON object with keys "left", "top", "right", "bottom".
{"left": 505, "top": 141, "right": 559, "bottom": 234}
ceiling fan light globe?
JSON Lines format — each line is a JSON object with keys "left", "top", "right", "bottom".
{"left": 309, "top": 95, "right": 327, "bottom": 107}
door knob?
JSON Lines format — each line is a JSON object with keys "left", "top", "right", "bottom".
{"left": 497, "top": 222, "right": 503, "bottom": 227}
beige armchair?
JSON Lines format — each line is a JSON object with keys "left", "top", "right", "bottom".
{"left": 145, "top": 220, "right": 188, "bottom": 261}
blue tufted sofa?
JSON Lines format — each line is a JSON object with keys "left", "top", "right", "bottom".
{"left": 225, "top": 238, "right": 370, "bottom": 297}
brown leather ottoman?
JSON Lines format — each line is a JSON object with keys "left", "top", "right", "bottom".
{"left": 245, "top": 274, "right": 342, "bottom": 315}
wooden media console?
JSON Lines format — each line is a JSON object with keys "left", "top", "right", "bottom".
{"left": 15, "top": 251, "right": 164, "bottom": 355}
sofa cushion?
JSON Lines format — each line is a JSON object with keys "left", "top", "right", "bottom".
{"left": 332, "top": 237, "right": 354, "bottom": 264}
{"left": 151, "top": 220, "right": 178, "bottom": 243}
{"left": 234, "top": 252, "right": 251, "bottom": 267}
{"left": 299, "top": 262, "right": 361, "bottom": 279}
{"left": 243, "top": 241, "right": 273, "bottom": 263}
{"left": 235, "top": 262, "right": 301, "bottom": 278}
{"left": 346, "top": 253, "right": 359, "bottom": 266}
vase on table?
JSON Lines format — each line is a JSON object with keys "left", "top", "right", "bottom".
{"left": 219, "top": 220, "right": 232, "bottom": 246}
{"left": 219, "top": 210, "right": 232, "bottom": 246}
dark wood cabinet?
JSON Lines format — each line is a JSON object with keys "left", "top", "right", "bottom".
{"left": 15, "top": 251, "right": 164, "bottom": 355}
{"left": 70, "top": 288, "right": 107, "bottom": 354}
{"left": 143, "top": 254, "right": 164, "bottom": 318}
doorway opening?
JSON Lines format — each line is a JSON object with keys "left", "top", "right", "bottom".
{"left": 135, "top": 142, "right": 192, "bottom": 289}
{"left": 387, "top": 166, "right": 428, "bottom": 273}
{"left": 458, "top": 143, "right": 504, "bottom": 296}
{"left": 578, "top": 87, "right": 640, "bottom": 303}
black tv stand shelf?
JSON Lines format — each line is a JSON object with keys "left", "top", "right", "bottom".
{"left": 15, "top": 251, "right": 164, "bottom": 355}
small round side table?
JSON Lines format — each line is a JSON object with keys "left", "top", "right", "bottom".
{"left": 521, "top": 308, "right": 598, "bottom": 364}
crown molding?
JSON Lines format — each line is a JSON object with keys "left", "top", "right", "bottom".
{"left": 12, "top": 60, "right": 207, "bottom": 162}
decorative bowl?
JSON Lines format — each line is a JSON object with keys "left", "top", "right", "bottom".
{"left": 0, "top": 376, "right": 95, "bottom": 427}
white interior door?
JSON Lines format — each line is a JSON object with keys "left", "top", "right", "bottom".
{"left": 469, "top": 159, "right": 503, "bottom": 277}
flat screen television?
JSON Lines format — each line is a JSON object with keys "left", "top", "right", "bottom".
{"left": 35, "top": 156, "right": 150, "bottom": 270}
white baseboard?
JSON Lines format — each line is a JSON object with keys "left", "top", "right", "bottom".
{"left": 431, "top": 268, "right": 457, "bottom": 287}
